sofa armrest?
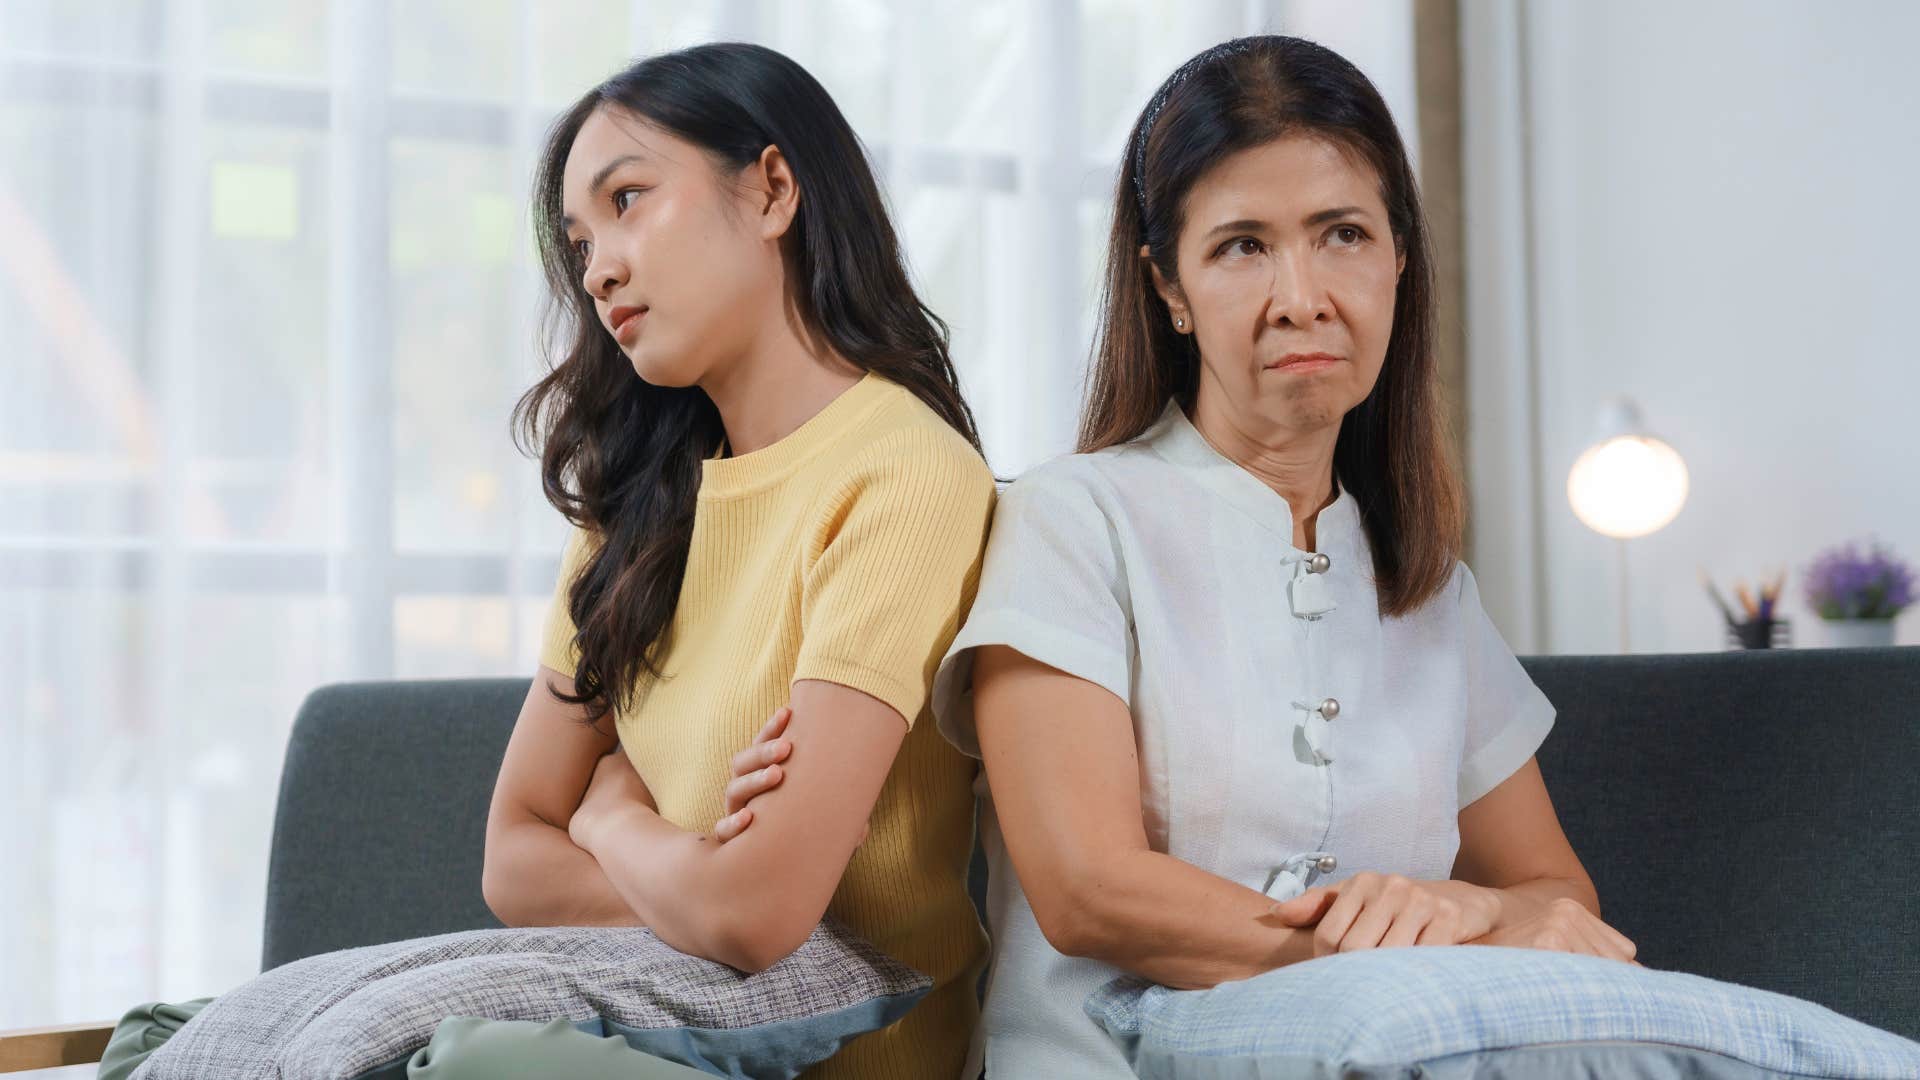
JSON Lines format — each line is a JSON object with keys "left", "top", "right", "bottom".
{"left": 0, "top": 1020, "right": 115, "bottom": 1072}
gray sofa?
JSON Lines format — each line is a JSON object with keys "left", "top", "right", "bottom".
{"left": 262, "top": 646, "right": 1920, "bottom": 1039}
{"left": 5, "top": 647, "right": 1914, "bottom": 1073}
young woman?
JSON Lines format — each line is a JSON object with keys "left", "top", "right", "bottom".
{"left": 481, "top": 43, "right": 994, "bottom": 1079}
{"left": 924, "top": 36, "right": 1638, "bottom": 1077}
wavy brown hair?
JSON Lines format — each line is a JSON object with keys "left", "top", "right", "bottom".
{"left": 513, "top": 44, "right": 983, "bottom": 725}
{"left": 1082, "top": 35, "right": 1462, "bottom": 617}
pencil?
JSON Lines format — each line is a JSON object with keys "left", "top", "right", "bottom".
{"left": 1699, "top": 569, "right": 1739, "bottom": 627}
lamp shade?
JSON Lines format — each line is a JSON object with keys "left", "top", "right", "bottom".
{"left": 1566, "top": 400, "right": 1689, "bottom": 540}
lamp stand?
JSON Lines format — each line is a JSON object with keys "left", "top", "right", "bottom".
{"left": 1617, "top": 537, "right": 1631, "bottom": 654}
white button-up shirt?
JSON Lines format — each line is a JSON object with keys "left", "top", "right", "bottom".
{"left": 932, "top": 400, "right": 1556, "bottom": 1080}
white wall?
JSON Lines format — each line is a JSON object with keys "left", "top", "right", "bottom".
{"left": 1466, "top": 0, "right": 1920, "bottom": 654}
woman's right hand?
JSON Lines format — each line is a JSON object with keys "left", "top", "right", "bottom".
{"left": 712, "top": 706, "right": 794, "bottom": 842}
{"left": 1466, "top": 896, "right": 1641, "bottom": 965}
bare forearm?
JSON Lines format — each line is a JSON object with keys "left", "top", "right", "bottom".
{"left": 580, "top": 806, "right": 782, "bottom": 970}
{"left": 582, "top": 799, "right": 845, "bottom": 973}
{"left": 482, "top": 818, "right": 644, "bottom": 928}
{"left": 1488, "top": 875, "right": 1598, "bottom": 928}
{"left": 1060, "top": 848, "right": 1316, "bottom": 990}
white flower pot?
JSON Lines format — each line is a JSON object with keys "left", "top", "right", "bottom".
{"left": 1819, "top": 618, "right": 1898, "bottom": 648}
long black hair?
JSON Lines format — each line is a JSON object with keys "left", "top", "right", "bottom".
{"left": 512, "top": 43, "right": 983, "bottom": 724}
{"left": 1082, "top": 35, "right": 1461, "bottom": 617}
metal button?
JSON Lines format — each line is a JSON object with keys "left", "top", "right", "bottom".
{"left": 1317, "top": 697, "right": 1340, "bottom": 721}
{"left": 1315, "top": 854, "right": 1338, "bottom": 873}
{"left": 1308, "top": 552, "right": 1332, "bottom": 574}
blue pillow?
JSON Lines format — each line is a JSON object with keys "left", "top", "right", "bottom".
{"left": 1085, "top": 945, "right": 1920, "bottom": 1079}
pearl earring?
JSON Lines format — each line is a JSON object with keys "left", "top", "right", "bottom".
{"left": 1175, "top": 317, "right": 1185, "bottom": 330}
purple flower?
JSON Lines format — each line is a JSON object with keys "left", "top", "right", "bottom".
{"left": 1803, "top": 539, "right": 1915, "bottom": 620}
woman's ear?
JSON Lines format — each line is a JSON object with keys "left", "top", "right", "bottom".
{"left": 1141, "top": 244, "right": 1190, "bottom": 332}
{"left": 751, "top": 144, "right": 800, "bottom": 241}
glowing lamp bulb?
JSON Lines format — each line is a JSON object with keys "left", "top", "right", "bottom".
{"left": 1567, "top": 433, "right": 1689, "bottom": 540}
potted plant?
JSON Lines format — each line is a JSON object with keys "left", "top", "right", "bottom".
{"left": 1802, "top": 539, "right": 1914, "bottom": 647}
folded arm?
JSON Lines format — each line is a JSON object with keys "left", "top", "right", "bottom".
{"left": 569, "top": 677, "right": 904, "bottom": 973}
{"left": 481, "top": 666, "right": 648, "bottom": 928}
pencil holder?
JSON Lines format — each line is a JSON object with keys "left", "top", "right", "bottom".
{"left": 1727, "top": 617, "right": 1790, "bottom": 650}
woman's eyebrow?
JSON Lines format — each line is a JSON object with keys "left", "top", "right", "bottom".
{"left": 1202, "top": 218, "right": 1270, "bottom": 242}
{"left": 588, "top": 154, "right": 647, "bottom": 196}
{"left": 562, "top": 154, "right": 649, "bottom": 229}
{"left": 1201, "top": 206, "right": 1368, "bottom": 243}
{"left": 1302, "top": 205, "right": 1366, "bottom": 226}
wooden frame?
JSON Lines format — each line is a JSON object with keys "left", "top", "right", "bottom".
{"left": 0, "top": 1021, "right": 115, "bottom": 1073}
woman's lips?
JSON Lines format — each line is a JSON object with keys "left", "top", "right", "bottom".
{"left": 610, "top": 306, "right": 646, "bottom": 345}
{"left": 1265, "top": 352, "right": 1341, "bottom": 373}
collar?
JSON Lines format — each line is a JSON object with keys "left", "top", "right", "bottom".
{"left": 1140, "top": 398, "right": 1363, "bottom": 559}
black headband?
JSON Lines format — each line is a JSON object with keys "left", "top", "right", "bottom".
{"left": 1130, "top": 37, "right": 1263, "bottom": 226}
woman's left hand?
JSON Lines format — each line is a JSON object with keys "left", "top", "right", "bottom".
{"left": 1270, "top": 873, "right": 1500, "bottom": 957}
{"left": 712, "top": 706, "right": 795, "bottom": 843}
{"left": 568, "top": 746, "right": 653, "bottom": 851}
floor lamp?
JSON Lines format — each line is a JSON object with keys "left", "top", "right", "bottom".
{"left": 1566, "top": 399, "right": 1690, "bottom": 653}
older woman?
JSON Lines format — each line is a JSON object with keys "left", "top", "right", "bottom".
{"left": 929, "top": 36, "right": 1636, "bottom": 1079}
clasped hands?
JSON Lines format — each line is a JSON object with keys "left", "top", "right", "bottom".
{"left": 1269, "top": 872, "right": 1639, "bottom": 964}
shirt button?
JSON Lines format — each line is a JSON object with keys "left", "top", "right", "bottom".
{"left": 1308, "top": 552, "right": 1332, "bottom": 574}
{"left": 1317, "top": 697, "right": 1340, "bottom": 721}
{"left": 1315, "top": 854, "right": 1338, "bottom": 873}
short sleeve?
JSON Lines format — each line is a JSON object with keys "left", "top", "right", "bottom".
{"left": 788, "top": 431, "right": 997, "bottom": 728}
{"left": 931, "top": 465, "right": 1133, "bottom": 758}
{"left": 537, "top": 525, "right": 593, "bottom": 678}
{"left": 1455, "top": 563, "right": 1557, "bottom": 809}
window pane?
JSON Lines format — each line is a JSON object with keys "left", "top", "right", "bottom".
{"left": 0, "top": 94, "right": 162, "bottom": 539}
{"left": 0, "top": 1, "right": 163, "bottom": 62}
{"left": 192, "top": 122, "right": 331, "bottom": 544}
{"left": 1081, "top": 0, "right": 1145, "bottom": 159}
{"left": 7, "top": 588, "right": 333, "bottom": 1023}
{"left": 763, "top": 0, "right": 889, "bottom": 143}
{"left": 389, "top": 137, "right": 519, "bottom": 553}
{"left": 898, "top": 0, "right": 1020, "bottom": 155}
{"left": 531, "top": 0, "right": 634, "bottom": 106}
{"left": 204, "top": 0, "right": 329, "bottom": 81}
{"left": 628, "top": 1, "right": 723, "bottom": 57}
{"left": 392, "top": 0, "right": 515, "bottom": 100}
{"left": 395, "top": 595, "right": 514, "bottom": 677}
{"left": 518, "top": 593, "right": 552, "bottom": 671}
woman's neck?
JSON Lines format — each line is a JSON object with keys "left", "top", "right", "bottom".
{"left": 700, "top": 315, "right": 863, "bottom": 458}
{"left": 1188, "top": 391, "right": 1340, "bottom": 551}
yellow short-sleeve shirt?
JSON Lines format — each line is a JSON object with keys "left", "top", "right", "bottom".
{"left": 539, "top": 372, "right": 995, "bottom": 1080}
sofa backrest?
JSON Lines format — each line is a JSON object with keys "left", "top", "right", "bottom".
{"left": 262, "top": 678, "right": 519, "bottom": 971}
{"left": 1526, "top": 647, "right": 1920, "bottom": 1038}
{"left": 262, "top": 648, "right": 1920, "bottom": 1038}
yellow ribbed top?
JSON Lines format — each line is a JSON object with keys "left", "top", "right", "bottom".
{"left": 538, "top": 372, "right": 995, "bottom": 1080}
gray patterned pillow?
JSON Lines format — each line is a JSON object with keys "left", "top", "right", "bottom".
{"left": 129, "top": 921, "right": 929, "bottom": 1079}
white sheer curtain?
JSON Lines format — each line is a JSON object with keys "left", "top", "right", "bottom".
{"left": 0, "top": 0, "right": 1411, "bottom": 1028}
